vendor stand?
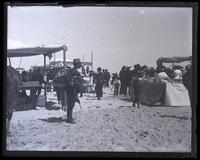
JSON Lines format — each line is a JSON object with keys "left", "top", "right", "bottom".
{"left": 7, "top": 45, "right": 68, "bottom": 109}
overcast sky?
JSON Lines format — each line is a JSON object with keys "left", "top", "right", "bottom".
{"left": 7, "top": 6, "right": 192, "bottom": 73}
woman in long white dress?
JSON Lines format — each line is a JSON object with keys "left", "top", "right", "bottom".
{"left": 165, "top": 69, "right": 190, "bottom": 106}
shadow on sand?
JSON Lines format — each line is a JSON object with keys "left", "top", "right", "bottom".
{"left": 45, "top": 101, "right": 61, "bottom": 110}
{"left": 40, "top": 117, "right": 66, "bottom": 123}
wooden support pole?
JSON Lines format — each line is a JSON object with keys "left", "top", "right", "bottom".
{"left": 9, "top": 58, "right": 11, "bottom": 66}
{"left": 91, "top": 51, "right": 93, "bottom": 71}
{"left": 63, "top": 48, "right": 66, "bottom": 71}
{"left": 44, "top": 55, "right": 47, "bottom": 102}
{"left": 90, "top": 51, "right": 94, "bottom": 84}
{"left": 63, "top": 46, "right": 67, "bottom": 112}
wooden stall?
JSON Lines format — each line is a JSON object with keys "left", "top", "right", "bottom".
{"left": 7, "top": 45, "right": 68, "bottom": 109}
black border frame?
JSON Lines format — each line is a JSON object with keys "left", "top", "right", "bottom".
{"left": 1, "top": 0, "right": 198, "bottom": 158}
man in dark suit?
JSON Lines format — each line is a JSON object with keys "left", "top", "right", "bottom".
{"left": 64, "top": 58, "right": 83, "bottom": 124}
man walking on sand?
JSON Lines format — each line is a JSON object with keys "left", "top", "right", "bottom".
{"left": 64, "top": 58, "right": 83, "bottom": 124}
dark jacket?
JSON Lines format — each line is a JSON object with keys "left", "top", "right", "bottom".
{"left": 182, "top": 67, "right": 192, "bottom": 91}
{"left": 64, "top": 68, "right": 83, "bottom": 103}
{"left": 133, "top": 77, "right": 142, "bottom": 93}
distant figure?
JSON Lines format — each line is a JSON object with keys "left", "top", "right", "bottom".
{"left": 31, "top": 68, "right": 44, "bottom": 96}
{"left": 111, "top": 73, "right": 118, "bottom": 86}
{"left": 125, "top": 66, "right": 132, "bottom": 95}
{"left": 182, "top": 64, "right": 192, "bottom": 106}
{"left": 95, "top": 67, "right": 104, "bottom": 100}
{"left": 148, "top": 68, "right": 156, "bottom": 82}
{"left": 119, "top": 66, "right": 126, "bottom": 95}
{"left": 86, "top": 66, "right": 90, "bottom": 75}
{"left": 104, "top": 69, "right": 111, "bottom": 88}
{"left": 132, "top": 73, "right": 142, "bottom": 108}
{"left": 113, "top": 77, "right": 121, "bottom": 97}
{"left": 81, "top": 66, "right": 86, "bottom": 76}
{"left": 20, "top": 71, "right": 28, "bottom": 98}
{"left": 53, "top": 72, "right": 64, "bottom": 105}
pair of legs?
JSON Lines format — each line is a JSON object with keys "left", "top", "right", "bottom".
{"left": 56, "top": 88, "right": 61, "bottom": 104}
{"left": 6, "top": 111, "right": 13, "bottom": 135}
{"left": 120, "top": 81, "right": 125, "bottom": 94}
{"left": 114, "top": 84, "right": 120, "bottom": 97}
{"left": 132, "top": 90, "right": 140, "bottom": 107}
{"left": 65, "top": 90, "right": 76, "bottom": 124}
{"left": 95, "top": 84, "right": 103, "bottom": 100}
{"left": 66, "top": 101, "right": 75, "bottom": 123}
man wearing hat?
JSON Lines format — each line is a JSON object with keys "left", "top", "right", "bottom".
{"left": 64, "top": 58, "right": 83, "bottom": 124}
{"left": 119, "top": 66, "right": 126, "bottom": 94}
{"left": 95, "top": 67, "right": 104, "bottom": 100}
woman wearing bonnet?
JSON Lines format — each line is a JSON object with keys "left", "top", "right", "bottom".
{"left": 173, "top": 69, "right": 183, "bottom": 82}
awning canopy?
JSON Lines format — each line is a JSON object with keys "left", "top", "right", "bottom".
{"left": 7, "top": 46, "right": 66, "bottom": 58}
{"left": 157, "top": 56, "right": 192, "bottom": 64}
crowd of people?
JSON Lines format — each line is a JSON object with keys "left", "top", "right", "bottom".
{"left": 15, "top": 59, "right": 192, "bottom": 124}
{"left": 109, "top": 63, "right": 192, "bottom": 107}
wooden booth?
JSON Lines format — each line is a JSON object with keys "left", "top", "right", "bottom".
{"left": 7, "top": 45, "right": 68, "bottom": 110}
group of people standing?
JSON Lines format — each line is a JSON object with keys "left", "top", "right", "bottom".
{"left": 61, "top": 61, "right": 192, "bottom": 123}
{"left": 19, "top": 68, "right": 46, "bottom": 98}
{"left": 17, "top": 59, "right": 192, "bottom": 124}
{"left": 112, "top": 63, "right": 193, "bottom": 107}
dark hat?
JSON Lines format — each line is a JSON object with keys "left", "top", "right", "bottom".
{"left": 73, "top": 58, "right": 81, "bottom": 65}
{"left": 97, "top": 67, "right": 102, "bottom": 71}
{"left": 122, "top": 66, "right": 126, "bottom": 70}
{"left": 134, "top": 64, "right": 141, "bottom": 69}
{"left": 150, "top": 67, "right": 155, "bottom": 71}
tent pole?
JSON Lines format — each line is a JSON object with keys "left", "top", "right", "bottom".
{"left": 91, "top": 51, "right": 93, "bottom": 71}
{"left": 90, "top": 51, "right": 94, "bottom": 85}
{"left": 9, "top": 58, "right": 11, "bottom": 66}
{"left": 44, "top": 55, "right": 47, "bottom": 103}
{"left": 63, "top": 46, "right": 67, "bottom": 113}
{"left": 63, "top": 48, "right": 66, "bottom": 71}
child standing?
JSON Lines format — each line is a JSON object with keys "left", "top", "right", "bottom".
{"left": 113, "top": 77, "right": 121, "bottom": 97}
{"left": 132, "top": 74, "right": 142, "bottom": 108}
